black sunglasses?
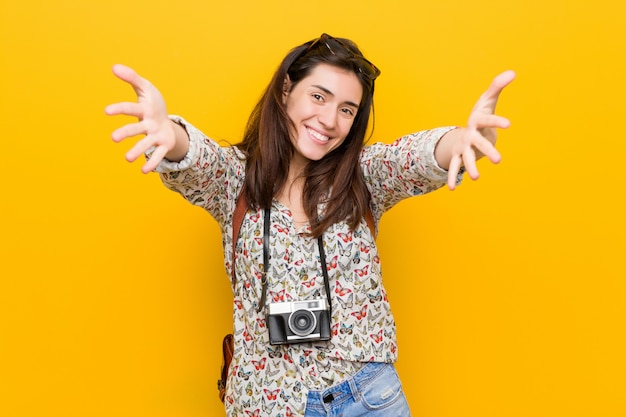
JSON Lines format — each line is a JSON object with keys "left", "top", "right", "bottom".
{"left": 304, "top": 33, "right": 381, "bottom": 81}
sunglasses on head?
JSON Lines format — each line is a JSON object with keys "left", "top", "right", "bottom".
{"left": 304, "top": 33, "right": 381, "bottom": 81}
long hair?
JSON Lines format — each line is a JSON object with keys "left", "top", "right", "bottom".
{"left": 236, "top": 35, "right": 377, "bottom": 237}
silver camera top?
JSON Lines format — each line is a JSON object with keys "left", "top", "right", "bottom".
{"left": 267, "top": 298, "right": 328, "bottom": 314}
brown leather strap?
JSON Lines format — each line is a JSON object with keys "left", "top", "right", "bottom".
{"left": 231, "top": 190, "right": 248, "bottom": 285}
{"left": 364, "top": 206, "right": 376, "bottom": 239}
{"left": 217, "top": 333, "right": 234, "bottom": 403}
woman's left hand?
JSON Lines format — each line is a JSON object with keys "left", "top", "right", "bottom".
{"left": 443, "top": 70, "right": 516, "bottom": 190}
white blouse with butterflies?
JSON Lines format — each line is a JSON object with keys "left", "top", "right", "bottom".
{"left": 155, "top": 116, "right": 457, "bottom": 417}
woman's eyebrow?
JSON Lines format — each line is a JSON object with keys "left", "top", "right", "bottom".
{"left": 312, "top": 84, "right": 359, "bottom": 109}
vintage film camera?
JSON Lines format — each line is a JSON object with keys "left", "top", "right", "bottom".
{"left": 267, "top": 298, "right": 331, "bottom": 345}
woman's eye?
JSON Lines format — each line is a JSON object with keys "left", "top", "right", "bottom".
{"left": 341, "top": 108, "right": 355, "bottom": 117}
{"left": 312, "top": 93, "right": 324, "bottom": 101}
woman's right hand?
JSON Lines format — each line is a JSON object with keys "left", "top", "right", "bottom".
{"left": 105, "top": 64, "right": 186, "bottom": 173}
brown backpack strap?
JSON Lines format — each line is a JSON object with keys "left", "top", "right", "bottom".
{"left": 365, "top": 206, "right": 377, "bottom": 239}
{"left": 219, "top": 191, "right": 247, "bottom": 403}
{"left": 217, "top": 333, "right": 234, "bottom": 403}
{"left": 231, "top": 189, "right": 248, "bottom": 285}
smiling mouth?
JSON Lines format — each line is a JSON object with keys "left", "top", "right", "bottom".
{"left": 306, "top": 127, "right": 330, "bottom": 143}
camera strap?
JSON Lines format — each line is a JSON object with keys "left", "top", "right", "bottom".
{"left": 257, "top": 208, "right": 332, "bottom": 314}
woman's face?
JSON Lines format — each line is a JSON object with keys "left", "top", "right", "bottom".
{"left": 284, "top": 63, "right": 363, "bottom": 168}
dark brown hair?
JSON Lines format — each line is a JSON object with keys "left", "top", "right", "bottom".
{"left": 236, "top": 35, "right": 377, "bottom": 237}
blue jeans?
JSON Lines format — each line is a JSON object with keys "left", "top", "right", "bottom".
{"left": 304, "top": 362, "right": 411, "bottom": 417}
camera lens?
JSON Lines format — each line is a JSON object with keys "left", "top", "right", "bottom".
{"left": 288, "top": 309, "right": 317, "bottom": 337}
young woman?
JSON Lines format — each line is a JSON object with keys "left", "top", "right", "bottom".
{"left": 106, "top": 33, "right": 515, "bottom": 417}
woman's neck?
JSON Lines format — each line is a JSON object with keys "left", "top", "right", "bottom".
{"left": 276, "top": 162, "right": 308, "bottom": 228}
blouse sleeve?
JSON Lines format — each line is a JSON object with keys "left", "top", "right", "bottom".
{"left": 148, "top": 115, "right": 245, "bottom": 227}
{"left": 361, "top": 127, "right": 462, "bottom": 216}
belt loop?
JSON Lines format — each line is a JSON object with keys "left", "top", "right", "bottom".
{"left": 348, "top": 377, "right": 360, "bottom": 402}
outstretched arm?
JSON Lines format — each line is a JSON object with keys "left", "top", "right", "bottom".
{"left": 105, "top": 64, "right": 190, "bottom": 174}
{"left": 434, "top": 70, "right": 516, "bottom": 190}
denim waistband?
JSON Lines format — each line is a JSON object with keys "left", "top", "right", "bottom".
{"left": 306, "top": 362, "right": 389, "bottom": 410}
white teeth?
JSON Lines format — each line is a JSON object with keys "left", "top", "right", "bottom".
{"left": 307, "top": 128, "right": 329, "bottom": 142}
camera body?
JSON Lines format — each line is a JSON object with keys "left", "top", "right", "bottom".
{"left": 267, "top": 298, "right": 331, "bottom": 345}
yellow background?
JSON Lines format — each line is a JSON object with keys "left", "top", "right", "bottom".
{"left": 1, "top": 0, "right": 625, "bottom": 416}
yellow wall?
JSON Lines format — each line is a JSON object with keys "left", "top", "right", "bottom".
{"left": 1, "top": 0, "right": 625, "bottom": 416}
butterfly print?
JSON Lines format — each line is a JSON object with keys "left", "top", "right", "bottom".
{"left": 269, "top": 289, "right": 286, "bottom": 302}
{"left": 368, "top": 290, "right": 382, "bottom": 302}
{"left": 321, "top": 375, "right": 335, "bottom": 386}
{"left": 339, "top": 258, "right": 352, "bottom": 274}
{"left": 340, "top": 322, "right": 354, "bottom": 335}
{"left": 267, "top": 347, "right": 282, "bottom": 358}
{"left": 267, "top": 366, "right": 281, "bottom": 377}
{"left": 249, "top": 212, "right": 261, "bottom": 223}
{"left": 242, "top": 339, "right": 255, "bottom": 355}
{"left": 326, "top": 255, "right": 338, "bottom": 271}
{"left": 372, "top": 342, "right": 384, "bottom": 356}
{"left": 352, "top": 337, "right": 363, "bottom": 349}
{"left": 238, "top": 367, "right": 252, "bottom": 381}
{"left": 273, "top": 224, "right": 289, "bottom": 235}
{"left": 336, "top": 293, "right": 354, "bottom": 309}
{"left": 368, "top": 309, "right": 383, "bottom": 324}
{"left": 359, "top": 241, "right": 371, "bottom": 253}
{"left": 370, "top": 329, "right": 384, "bottom": 344}
{"left": 334, "top": 281, "right": 352, "bottom": 296}
{"left": 338, "top": 241, "right": 353, "bottom": 257}
{"left": 301, "top": 276, "right": 317, "bottom": 288}
{"left": 354, "top": 265, "right": 369, "bottom": 277}
{"left": 337, "top": 232, "right": 352, "bottom": 243}
{"left": 351, "top": 304, "right": 368, "bottom": 320}
{"left": 252, "top": 358, "right": 266, "bottom": 370}
{"left": 263, "top": 388, "right": 280, "bottom": 400}
{"left": 292, "top": 381, "right": 302, "bottom": 393}
{"left": 243, "top": 328, "right": 253, "bottom": 342}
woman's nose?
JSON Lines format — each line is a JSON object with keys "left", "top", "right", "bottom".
{"left": 317, "top": 106, "right": 337, "bottom": 129}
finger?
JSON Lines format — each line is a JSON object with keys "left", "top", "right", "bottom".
{"left": 462, "top": 148, "right": 480, "bottom": 180}
{"left": 104, "top": 102, "right": 145, "bottom": 118}
{"left": 142, "top": 146, "right": 168, "bottom": 174}
{"left": 484, "top": 70, "right": 516, "bottom": 100}
{"left": 111, "top": 122, "right": 146, "bottom": 143}
{"left": 111, "top": 64, "right": 152, "bottom": 96}
{"left": 473, "top": 135, "right": 502, "bottom": 164}
{"left": 125, "top": 134, "right": 161, "bottom": 162}
{"left": 471, "top": 114, "right": 510, "bottom": 130}
{"left": 447, "top": 154, "right": 463, "bottom": 190}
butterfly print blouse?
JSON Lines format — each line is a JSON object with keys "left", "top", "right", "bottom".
{"left": 155, "top": 116, "right": 457, "bottom": 416}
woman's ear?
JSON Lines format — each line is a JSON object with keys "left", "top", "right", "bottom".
{"left": 282, "top": 75, "right": 292, "bottom": 103}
